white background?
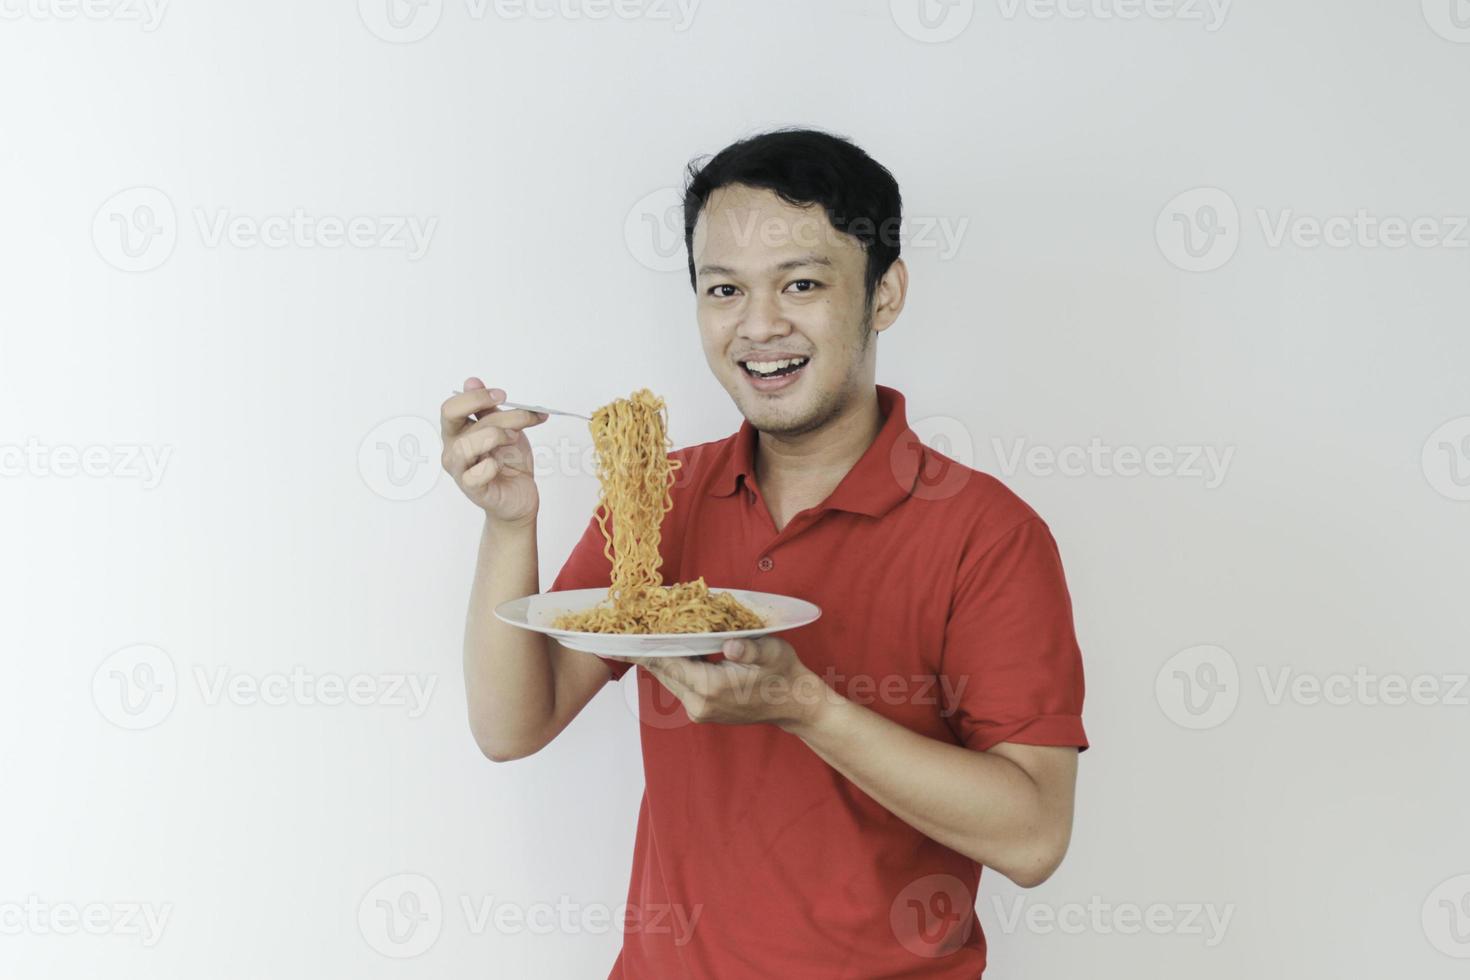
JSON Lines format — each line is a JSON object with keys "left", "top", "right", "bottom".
{"left": 2, "top": 0, "right": 1469, "bottom": 976}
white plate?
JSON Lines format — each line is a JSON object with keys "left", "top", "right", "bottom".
{"left": 493, "top": 587, "right": 822, "bottom": 657}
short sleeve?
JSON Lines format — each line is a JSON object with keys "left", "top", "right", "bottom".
{"left": 548, "top": 509, "right": 632, "bottom": 682}
{"left": 939, "top": 517, "right": 1088, "bottom": 753}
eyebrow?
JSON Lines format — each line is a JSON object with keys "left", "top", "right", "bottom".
{"left": 696, "top": 254, "right": 834, "bottom": 279}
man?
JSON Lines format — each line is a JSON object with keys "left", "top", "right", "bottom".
{"left": 440, "top": 128, "right": 1088, "bottom": 978}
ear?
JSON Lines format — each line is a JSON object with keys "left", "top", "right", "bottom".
{"left": 870, "top": 258, "right": 908, "bottom": 335}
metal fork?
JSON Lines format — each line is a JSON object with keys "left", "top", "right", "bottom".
{"left": 451, "top": 391, "right": 591, "bottom": 421}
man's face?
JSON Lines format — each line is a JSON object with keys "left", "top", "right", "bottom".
{"left": 691, "top": 184, "right": 879, "bottom": 438}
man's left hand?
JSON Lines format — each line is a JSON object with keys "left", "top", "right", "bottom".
{"left": 605, "top": 637, "right": 832, "bottom": 731}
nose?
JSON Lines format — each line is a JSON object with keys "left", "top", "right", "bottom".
{"left": 738, "top": 288, "right": 793, "bottom": 343}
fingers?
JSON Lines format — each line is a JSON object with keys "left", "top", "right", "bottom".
{"left": 444, "top": 420, "right": 509, "bottom": 473}
{"left": 461, "top": 455, "right": 496, "bottom": 489}
{"left": 726, "top": 636, "right": 784, "bottom": 663}
{"left": 461, "top": 453, "right": 527, "bottom": 490}
{"left": 441, "top": 400, "right": 548, "bottom": 476}
{"left": 441, "top": 385, "right": 504, "bottom": 441}
{"left": 642, "top": 656, "right": 699, "bottom": 696}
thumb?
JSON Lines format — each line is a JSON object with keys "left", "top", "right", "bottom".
{"left": 723, "top": 638, "right": 760, "bottom": 662}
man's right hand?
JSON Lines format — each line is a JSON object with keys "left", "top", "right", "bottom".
{"left": 441, "top": 377, "right": 549, "bottom": 527}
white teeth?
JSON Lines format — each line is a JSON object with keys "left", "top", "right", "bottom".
{"left": 743, "top": 356, "right": 809, "bottom": 375}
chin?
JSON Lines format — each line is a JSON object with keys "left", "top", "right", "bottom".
{"left": 751, "top": 399, "right": 825, "bottom": 437}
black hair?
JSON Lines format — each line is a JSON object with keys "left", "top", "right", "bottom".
{"left": 682, "top": 127, "right": 903, "bottom": 307}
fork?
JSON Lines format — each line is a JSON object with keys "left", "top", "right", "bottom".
{"left": 451, "top": 390, "right": 591, "bottom": 421}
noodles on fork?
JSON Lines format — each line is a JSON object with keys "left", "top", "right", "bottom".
{"left": 551, "top": 389, "right": 766, "bottom": 634}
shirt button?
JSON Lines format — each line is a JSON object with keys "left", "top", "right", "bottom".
{"left": 757, "top": 556, "right": 774, "bottom": 572}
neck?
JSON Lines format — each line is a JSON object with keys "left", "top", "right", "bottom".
{"left": 753, "top": 386, "right": 883, "bottom": 497}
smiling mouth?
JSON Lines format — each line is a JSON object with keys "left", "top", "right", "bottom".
{"left": 739, "top": 355, "right": 811, "bottom": 379}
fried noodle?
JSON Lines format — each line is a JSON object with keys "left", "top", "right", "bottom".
{"left": 551, "top": 389, "right": 766, "bottom": 634}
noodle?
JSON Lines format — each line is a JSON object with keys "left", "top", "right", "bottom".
{"left": 551, "top": 389, "right": 766, "bottom": 635}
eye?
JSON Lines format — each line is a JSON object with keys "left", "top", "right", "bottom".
{"left": 786, "top": 279, "right": 821, "bottom": 293}
{"left": 707, "top": 284, "right": 740, "bottom": 299}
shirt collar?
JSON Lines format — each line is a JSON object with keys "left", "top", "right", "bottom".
{"left": 707, "top": 384, "right": 922, "bottom": 519}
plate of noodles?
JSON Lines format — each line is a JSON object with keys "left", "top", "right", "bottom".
{"left": 494, "top": 388, "right": 821, "bottom": 656}
{"left": 494, "top": 585, "right": 822, "bottom": 657}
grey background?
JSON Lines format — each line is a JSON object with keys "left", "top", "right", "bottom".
{"left": 2, "top": 0, "right": 1468, "bottom": 976}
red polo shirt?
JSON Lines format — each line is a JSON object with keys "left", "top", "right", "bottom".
{"left": 550, "top": 384, "right": 1087, "bottom": 979}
